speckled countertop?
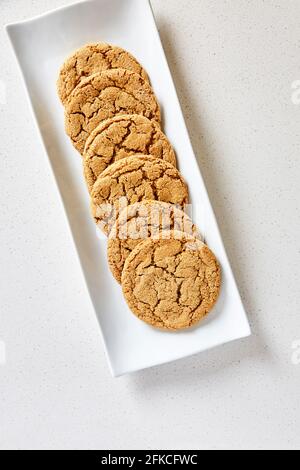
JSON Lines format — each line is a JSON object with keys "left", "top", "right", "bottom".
{"left": 0, "top": 0, "right": 299, "bottom": 450}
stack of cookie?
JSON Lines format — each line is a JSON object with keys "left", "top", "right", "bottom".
{"left": 57, "top": 43, "right": 221, "bottom": 331}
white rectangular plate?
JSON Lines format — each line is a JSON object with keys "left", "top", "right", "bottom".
{"left": 6, "top": 0, "right": 251, "bottom": 377}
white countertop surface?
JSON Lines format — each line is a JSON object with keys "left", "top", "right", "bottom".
{"left": 0, "top": 0, "right": 299, "bottom": 450}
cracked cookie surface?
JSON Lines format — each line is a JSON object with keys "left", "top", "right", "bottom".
{"left": 57, "top": 43, "right": 149, "bottom": 105}
{"left": 91, "top": 156, "right": 189, "bottom": 235}
{"left": 108, "top": 201, "right": 201, "bottom": 283}
{"left": 65, "top": 69, "right": 161, "bottom": 154}
{"left": 122, "top": 232, "right": 221, "bottom": 330}
{"left": 83, "top": 114, "right": 177, "bottom": 192}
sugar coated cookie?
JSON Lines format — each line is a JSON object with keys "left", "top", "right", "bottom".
{"left": 122, "top": 232, "right": 221, "bottom": 330}
{"left": 107, "top": 201, "right": 201, "bottom": 283}
{"left": 65, "top": 69, "right": 161, "bottom": 154}
{"left": 83, "top": 114, "right": 176, "bottom": 192}
{"left": 57, "top": 43, "right": 149, "bottom": 105}
{"left": 91, "top": 156, "right": 189, "bottom": 235}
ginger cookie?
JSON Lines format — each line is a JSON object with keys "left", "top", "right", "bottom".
{"left": 122, "top": 232, "right": 221, "bottom": 331}
{"left": 107, "top": 201, "right": 201, "bottom": 283}
{"left": 65, "top": 69, "right": 161, "bottom": 154}
{"left": 83, "top": 115, "right": 176, "bottom": 192}
{"left": 57, "top": 43, "right": 149, "bottom": 105}
{"left": 91, "top": 156, "right": 189, "bottom": 235}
